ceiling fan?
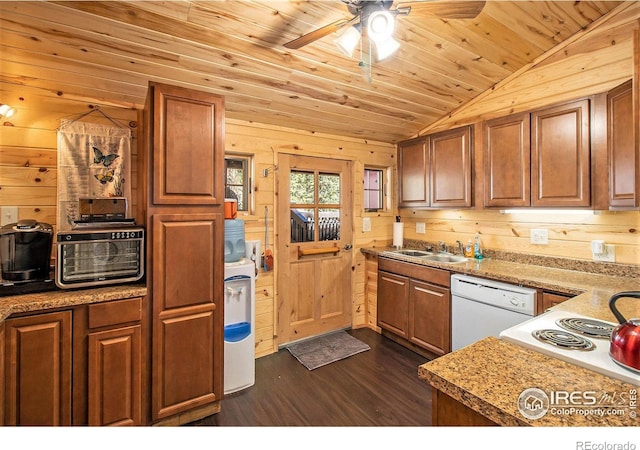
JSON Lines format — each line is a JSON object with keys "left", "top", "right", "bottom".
{"left": 284, "top": 0, "right": 486, "bottom": 60}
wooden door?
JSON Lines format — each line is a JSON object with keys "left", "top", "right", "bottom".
{"left": 430, "top": 126, "right": 473, "bottom": 208}
{"left": 409, "top": 279, "right": 450, "bottom": 355}
{"left": 398, "top": 137, "right": 429, "bottom": 207}
{"left": 277, "top": 154, "right": 353, "bottom": 344}
{"left": 483, "top": 113, "right": 531, "bottom": 207}
{"left": 377, "top": 271, "right": 409, "bottom": 338}
{"left": 4, "top": 311, "right": 72, "bottom": 425}
{"left": 531, "top": 99, "right": 591, "bottom": 207}
{"left": 608, "top": 80, "right": 638, "bottom": 209}
{"left": 151, "top": 213, "right": 223, "bottom": 420}
{"left": 88, "top": 325, "right": 142, "bottom": 426}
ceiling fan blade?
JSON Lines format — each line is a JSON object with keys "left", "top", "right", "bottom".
{"left": 395, "top": 1, "right": 485, "bottom": 19}
{"left": 284, "top": 17, "right": 357, "bottom": 49}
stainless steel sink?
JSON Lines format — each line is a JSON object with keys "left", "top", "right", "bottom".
{"left": 422, "top": 254, "right": 468, "bottom": 263}
{"left": 391, "top": 249, "right": 433, "bottom": 257}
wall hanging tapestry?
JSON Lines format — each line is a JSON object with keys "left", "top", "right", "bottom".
{"left": 57, "top": 117, "right": 131, "bottom": 231}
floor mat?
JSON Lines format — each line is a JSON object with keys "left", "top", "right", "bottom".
{"left": 286, "top": 330, "right": 371, "bottom": 370}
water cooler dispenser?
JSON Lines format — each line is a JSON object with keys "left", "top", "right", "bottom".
{"left": 223, "top": 218, "right": 256, "bottom": 394}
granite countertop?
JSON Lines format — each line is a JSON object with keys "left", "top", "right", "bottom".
{"left": 363, "top": 246, "right": 640, "bottom": 426}
{"left": 0, "top": 283, "right": 148, "bottom": 322}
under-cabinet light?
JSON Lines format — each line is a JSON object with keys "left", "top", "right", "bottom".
{"left": 500, "top": 209, "right": 596, "bottom": 215}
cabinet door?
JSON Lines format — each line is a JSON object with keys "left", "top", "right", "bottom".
{"left": 430, "top": 126, "right": 472, "bottom": 208}
{"left": 377, "top": 271, "right": 409, "bottom": 338}
{"left": 539, "top": 292, "right": 571, "bottom": 314}
{"left": 88, "top": 325, "right": 142, "bottom": 426}
{"left": 398, "top": 137, "right": 429, "bottom": 208}
{"left": 531, "top": 99, "right": 591, "bottom": 207}
{"left": 483, "top": 113, "right": 531, "bottom": 207}
{"left": 409, "top": 280, "right": 451, "bottom": 355}
{"left": 608, "top": 80, "right": 638, "bottom": 209}
{"left": 151, "top": 213, "right": 224, "bottom": 420}
{"left": 149, "top": 82, "right": 225, "bottom": 205}
{"left": 4, "top": 311, "right": 72, "bottom": 425}
{"left": 0, "top": 322, "right": 4, "bottom": 425}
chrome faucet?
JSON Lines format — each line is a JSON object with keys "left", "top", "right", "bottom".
{"left": 456, "top": 240, "right": 464, "bottom": 255}
{"left": 438, "top": 241, "right": 446, "bottom": 253}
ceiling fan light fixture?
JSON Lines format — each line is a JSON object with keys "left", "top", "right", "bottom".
{"left": 367, "top": 10, "right": 395, "bottom": 43}
{"left": 0, "top": 103, "right": 16, "bottom": 119}
{"left": 334, "top": 25, "right": 361, "bottom": 57}
{"left": 374, "top": 36, "right": 400, "bottom": 61}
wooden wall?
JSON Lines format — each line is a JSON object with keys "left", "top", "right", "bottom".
{"left": 1, "top": 6, "right": 638, "bottom": 359}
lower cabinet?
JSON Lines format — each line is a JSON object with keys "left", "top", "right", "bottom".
{"left": 4, "top": 311, "right": 72, "bottom": 425}
{"left": 432, "top": 388, "right": 498, "bottom": 426}
{"left": 377, "top": 257, "right": 451, "bottom": 357}
{"left": 3, "top": 296, "right": 145, "bottom": 426}
{"left": 538, "top": 291, "right": 572, "bottom": 314}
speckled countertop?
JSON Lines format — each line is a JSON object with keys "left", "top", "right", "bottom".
{"left": 363, "top": 246, "right": 640, "bottom": 426}
{"left": 0, "top": 284, "right": 147, "bottom": 322}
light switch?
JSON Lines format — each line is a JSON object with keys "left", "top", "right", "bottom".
{"left": 416, "top": 222, "right": 426, "bottom": 234}
{"left": 1, "top": 206, "right": 17, "bottom": 226}
{"left": 530, "top": 229, "right": 548, "bottom": 245}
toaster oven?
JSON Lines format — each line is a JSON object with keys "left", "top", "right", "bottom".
{"left": 56, "top": 227, "right": 144, "bottom": 289}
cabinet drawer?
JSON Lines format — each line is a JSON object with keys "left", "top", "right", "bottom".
{"left": 379, "top": 257, "right": 450, "bottom": 287}
{"left": 88, "top": 297, "right": 142, "bottom": 329}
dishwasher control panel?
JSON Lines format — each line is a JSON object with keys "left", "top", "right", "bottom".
{"left": 450, "top": 274, "right": 537, "bottom": 315}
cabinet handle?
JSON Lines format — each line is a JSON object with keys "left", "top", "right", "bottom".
{"left": 381, "top": 276, "right": 406, "bottom": 286}
{"left": 414, "top": 286, "right": 444, "bottom": 297}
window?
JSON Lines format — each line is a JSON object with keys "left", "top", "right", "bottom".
{"left": 225, "top": 155, "right": 252, "bottom": 212}
{"left": 290, "top": 170, "right": 341, "bottom": 242}
{"left": 364, "top": 167, "right": 385, "bottom": 211}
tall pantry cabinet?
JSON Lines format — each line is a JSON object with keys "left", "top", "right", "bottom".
{"left": 139, "top": 82, "right": 225, "bottom": 424}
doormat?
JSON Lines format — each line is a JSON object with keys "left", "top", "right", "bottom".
{"left": 286, "top": 331, "right": 370, "bottom": 370}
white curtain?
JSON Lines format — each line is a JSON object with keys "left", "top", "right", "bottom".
{"left": 57, "top": 119, "right": 131, "bottom": 231}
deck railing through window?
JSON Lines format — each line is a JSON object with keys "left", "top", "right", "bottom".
{"left": 291, "top": 210, "right": 340, "bottom": 242}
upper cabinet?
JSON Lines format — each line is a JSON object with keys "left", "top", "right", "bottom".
{"left": 483, "top": 98, "right": 591, "bottom": 208}
{"left": 149, "top": 82, "right": 225, "bottom": 205}
{"left": 531, "top": 99, "right": 591, "bottom": 207}
{"left": 607, "top": 80, "right": 639, "bottom": 209}
{"left": 398, "top": 125, "right": 472, "bottom": 209}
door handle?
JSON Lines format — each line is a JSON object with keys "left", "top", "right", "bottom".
{"left": 343, "top": 244, "right": 352, "bottom": 251}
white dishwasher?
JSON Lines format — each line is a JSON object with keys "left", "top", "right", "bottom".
{"left": 451, "top": 274, "right": 536, "bottom": 351}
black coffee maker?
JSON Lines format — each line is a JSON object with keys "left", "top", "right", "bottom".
{"left": 0, "top": 219, "right": 53, "bottom": 282}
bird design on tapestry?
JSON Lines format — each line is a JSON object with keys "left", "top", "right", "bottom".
{"left": 94, "top": 170, "right": 114, "bottom": 185}
{"left": 92, "top": 146, "right": 119, "bottom": 167}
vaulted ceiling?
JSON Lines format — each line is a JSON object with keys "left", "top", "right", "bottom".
{"left": 0, "top": 1, "right": 630, "bottom": 143}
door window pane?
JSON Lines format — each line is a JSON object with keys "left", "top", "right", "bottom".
{"left": 319, "top": 208, "right": 340, "bottom": 241}
{"left": 290, "top": 171, "right": 315, "bottom": 204}
{"left": 319, "top": 173, "right": 340, "bottom": 205}
{"left": 291, "top": 208, "right": 314, "bottom": 242}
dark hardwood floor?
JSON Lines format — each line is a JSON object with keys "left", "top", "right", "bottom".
{"left": 188, "top": 328, "right": 433, "bottom": 426}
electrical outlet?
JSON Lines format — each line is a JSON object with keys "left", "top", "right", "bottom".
{"left": 530, "top": 229, "right": 549, "bottom": 245}
{"left": 416, "top": 222, "right": 426, "bottom": 234}
{"left": 593, "top": 244, "right": 615, "bottom": 262}
{"left": 1, "top": 206, "right": 17, "bottom": 226}
{"left": 362, "top": 217, "right": 371, "bottom": 232}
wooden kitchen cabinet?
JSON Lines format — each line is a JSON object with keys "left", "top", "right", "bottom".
{"left": 608, "top": 80, "right": 639, "bottom": 209}
{"left": 0, "top": 322, "right": 4, "bottom": 425}
{"left": 483, "top": 98, "right": 591, "bottom": 208}
{"left": 483, "top": 113, "right": 531, "bottom": 207}
{"left": 538, "top": 291, "right": 572, "bottom": 314}
{"left": 432, "top": 389, "right": 497, "bottom": 426}
{"left": 377, "top": 257, "right": 451, "bottom": 357}
{"left": 71, "top": 297, "right": 144, "bottom": 426}
{"left": 3, "top": 311, "right": 72, "bottom": 425}
{"left": 398, "top": 125, "right": 472, "bottom": 209}
{"left": 140, "top": 82, "right": 225, "bottom": 424}
{"left": 409, "top": 279, "right": 450, "bottom": 356}
{"left": 377, "top": 270, "right": 409, "bottom": 338}
{"left": 531, "top": 99, "right": 591, "bottom": 207}
{"left": 398, "top": 137, "right": 429, "bottom": 208}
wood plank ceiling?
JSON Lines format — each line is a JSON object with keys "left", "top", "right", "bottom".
{"left": 0, "top": 1, "right": 627, "bottom": 143}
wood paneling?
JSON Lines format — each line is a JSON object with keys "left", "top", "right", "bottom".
{"left": 0, "top": 1, "right": 631, "bottom": 143}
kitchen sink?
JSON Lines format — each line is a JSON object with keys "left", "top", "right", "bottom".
{"left": 422, "top": 254, "right": 468, "bottom": 263}
{"left": 391, "top": 249, "right": 433, "bottom": 257}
